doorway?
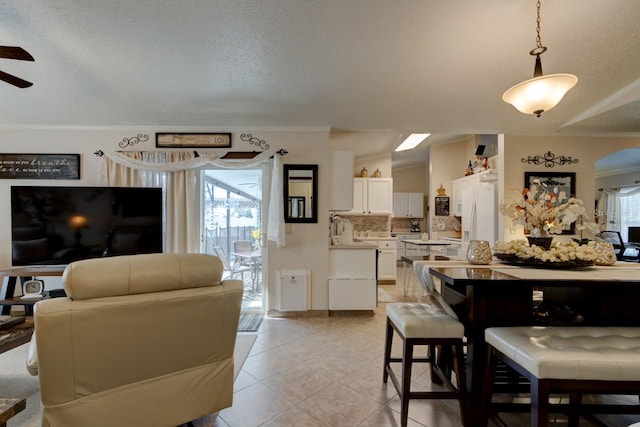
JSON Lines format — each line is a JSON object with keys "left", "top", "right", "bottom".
{"left": 199, "top": 167, "right": 266, "bottom": 313}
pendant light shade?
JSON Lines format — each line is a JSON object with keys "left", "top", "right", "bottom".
{"left": 502, "top": 0, "right": 577, "bottom": 117}
{"left": 503, "top": 73, "right": 578, "bottom": 117}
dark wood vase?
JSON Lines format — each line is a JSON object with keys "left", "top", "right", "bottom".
{"left": 527, "top": 236, "right": 553, "bottom": 251}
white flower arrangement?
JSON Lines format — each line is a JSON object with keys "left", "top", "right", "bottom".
{"left": 494, "top": 239, "right": 596, "bottom": 263}
{"left": 499, "top": 179, "right": 600, "bottom": 237}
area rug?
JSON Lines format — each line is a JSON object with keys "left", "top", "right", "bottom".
{"left": 0, "top": 334, "right": 257, "bottom": 427}
{"left": 237, "top": 313, "right": 264, "bottom": 332}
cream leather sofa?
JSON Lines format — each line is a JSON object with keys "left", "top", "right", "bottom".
{"left": 26, "top": 253, "right": 243, "bottom": 427}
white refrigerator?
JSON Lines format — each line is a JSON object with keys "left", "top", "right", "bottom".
{"left": 461, "top": 181, "right": 497, "bottom": 248}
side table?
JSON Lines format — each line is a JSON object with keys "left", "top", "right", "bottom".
{"left": 0, "top": 398, "right": 26, "bottom": 426}
{"left": 0, "top": 265, "right": 66, "bottom": 315}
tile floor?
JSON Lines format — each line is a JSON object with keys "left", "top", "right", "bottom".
{"left": 214, "top": 265, "right": 640, "bottom": 427}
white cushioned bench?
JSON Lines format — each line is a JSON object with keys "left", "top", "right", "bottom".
{"left": 482, "top": 326, "right": 640, "bottom": 427}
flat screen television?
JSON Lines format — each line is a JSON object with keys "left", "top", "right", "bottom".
{"left": 11, "top": 186, "right": 163, "bottom": 266}
{"left": 629, "top": 226, "right": 640, "bottom": 244}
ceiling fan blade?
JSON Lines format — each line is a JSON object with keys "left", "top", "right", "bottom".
{"left": 0, "top": 70, "right": 33, "bottom": 88}
{"left": 0, "top": 46, "right": 34, "bottom": 61}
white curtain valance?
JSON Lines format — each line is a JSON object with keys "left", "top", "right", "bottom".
{"left": 98, "top": 148, "right": 285, "bottom": 248}
{"left": 99, "top": 149, "right": 277, "bottom": 172}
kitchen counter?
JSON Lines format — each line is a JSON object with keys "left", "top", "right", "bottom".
{"left": 353, "top": 236, "right": 396, "bottom": 241}
{"left": 329, "top": 242, "right": 378, "bottom": 249}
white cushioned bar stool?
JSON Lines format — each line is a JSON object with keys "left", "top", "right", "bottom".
{"left": 482, "top": 326, "right": 640, "bottom": 427}
{"left": 383, "top": 300, "right": 468, "bottom": 427}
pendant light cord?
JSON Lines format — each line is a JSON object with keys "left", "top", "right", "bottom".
{"left": 535, "top": 0, "right": 543, "bottom": 50}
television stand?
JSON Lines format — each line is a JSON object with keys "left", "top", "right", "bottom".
{"left": 0, "top": 265, "right": 66, "bottom": 315}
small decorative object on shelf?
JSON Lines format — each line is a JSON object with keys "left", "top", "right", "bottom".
{"left": 436, "top": 184, "right": 447, "bottom": 196}
{"left": 465, "top": 161, "right": 474, "bottom": 176}
{"left": 360, "top": 167, "right": 368, "bottom": 177}
{"left": 373, "top": 168, "right": 382, "bottom": 178}
{"left": 466, "top": 240, "right": 493, "bottom": 265}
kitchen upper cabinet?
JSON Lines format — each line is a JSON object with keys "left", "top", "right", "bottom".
{"left": 393, "top": 192, "right": 424, "bottom": 218}
{"left": 348, "top": 178, "right": 393, "bottom": 215}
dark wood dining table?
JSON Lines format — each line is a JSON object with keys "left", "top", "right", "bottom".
{"left": 427, "top": 263, "right": 640, "bottom": 426}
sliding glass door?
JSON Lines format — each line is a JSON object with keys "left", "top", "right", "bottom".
{"left": 199, "top": 166, "right": 267, "bottom": 313}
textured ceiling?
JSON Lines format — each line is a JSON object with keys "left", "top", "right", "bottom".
{"left": 0, "top": 0, "right": 639, "bottom": 170}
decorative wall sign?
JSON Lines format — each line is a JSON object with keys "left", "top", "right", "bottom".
{"left": 156, "top": 133, "right": 231, "bottom": 148}
{"left": 435, "top": 196, "right": 450, "bottom": 216}
{"left": 119, "top": 133, "right": 149, "bottom": 148}
{"left": 240, "top": 133, "right": 269, "bottom": 150}
{"left": 521, "top": 150, "right": 578, "bottom": 168}
{"left": 0, "top": 153, "right": 80, "bottom": 180}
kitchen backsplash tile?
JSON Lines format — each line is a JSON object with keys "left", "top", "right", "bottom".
{"left": 343, "top": 215, "right": 391, "bottom": 232}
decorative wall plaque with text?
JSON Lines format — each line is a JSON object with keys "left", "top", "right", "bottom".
{"left": 0, "top": 153, "right": 80, "bottom": 179}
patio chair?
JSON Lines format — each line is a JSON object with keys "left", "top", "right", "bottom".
{"left": 232, "top": 240, "right": 261, "bottom": 292}
{"left": 212, "top": 245, "right": 250, "bottom": 282}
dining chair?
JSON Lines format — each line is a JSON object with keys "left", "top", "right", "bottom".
{"left": 212, "top": 245, "right": 250, "bottom": 283}
{"left": 233, "top": 240, "right": 253, "bottom": 256}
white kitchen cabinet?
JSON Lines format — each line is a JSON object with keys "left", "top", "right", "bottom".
{"left": 328, "top": 278, "right": 377, "bottom": 310}
{"left": 377, "top": 249, "right": 396, "bottom": 281}
{"left": 393, "top": 192, "right": 424, "bottom": 218}
{"left": 348, "top": 178, "right": 393, "bottom": 215}
{"left": 328, "top": 247, "right": 377, "bottom": 310}
{"left": 376, "top": 240, "right": 397, "bottom": 281}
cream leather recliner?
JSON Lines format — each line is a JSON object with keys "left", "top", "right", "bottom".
{"left": 26, "top": 253, "right": 243, "bottom": 427}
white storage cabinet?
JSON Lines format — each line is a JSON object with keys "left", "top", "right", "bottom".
{"left": 328, "top": 248, "right": 377, "bottom": 310}
{"left": 376, "top": 240, "right": 397, "bottom": 281}
{"left": 348, "top": 178, "right": 393, "bottom": 215}
{"left": 393, "top": 192, "right": 424, "bottom": 218}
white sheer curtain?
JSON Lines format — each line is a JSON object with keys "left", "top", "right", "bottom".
{"left": 597, "top": 186, "right": 640, "bottom": 237}
{"left": 98, "top": 149, "right": 285, "bottom": 252}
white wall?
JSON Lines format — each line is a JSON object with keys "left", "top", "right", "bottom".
{"left": 354, "top": 154, "right": 392, "bottom": 178}
{"left": 501, "top": 135, "right": 640, "bottom": 241}
{"left": 0, "top": 126, "right": 333, "bottom": 311}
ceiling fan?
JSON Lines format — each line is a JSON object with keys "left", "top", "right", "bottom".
{"left": 0, "top": 46, "right": 34, "bottom": 88}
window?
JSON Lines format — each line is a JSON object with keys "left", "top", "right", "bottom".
{"left": 620, "top": 188, "right": 640, "bottom": 242}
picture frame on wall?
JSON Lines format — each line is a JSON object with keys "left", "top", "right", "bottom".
{"left": 524, "top": 171, "right": 576, "bottom": 234}
{"left": 0, "top": 153, "right": 80, "bottom": 180}
{"left": 156, "top": 133, "right": 232, "bottom": 148}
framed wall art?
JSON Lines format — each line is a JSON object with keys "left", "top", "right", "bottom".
{"left": 156, "top": 133, "right": 231, "bottom": 148}
{"left": 524, "top": 171, "right": 576, "bottom": 234}
{"left": 0, "top": 153, "right": 80, "bottom": 180}
{"left": 434, "top": 196, "right": 450, "bottom": 216}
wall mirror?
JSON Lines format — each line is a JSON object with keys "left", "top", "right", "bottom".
{"left": 284, "top": 164, "right": 318, "bottom": 223}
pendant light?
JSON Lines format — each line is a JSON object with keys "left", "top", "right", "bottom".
{"left": 502, "top": 0, "right": 577, "bottom": 117}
